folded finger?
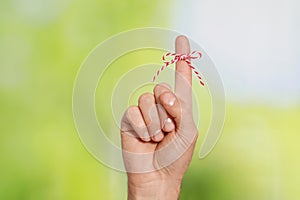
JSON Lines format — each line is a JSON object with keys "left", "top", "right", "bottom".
{"left": 124, "top": 106, "right": 151, "bottom": 142}
{"left": 138, "top": 93, "right": 164, "bottom": 142}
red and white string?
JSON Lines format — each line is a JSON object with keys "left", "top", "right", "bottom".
{"left": 152, "top": 51, "right": 205, "bottom": 86}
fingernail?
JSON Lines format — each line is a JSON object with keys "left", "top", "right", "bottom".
{"left": 163, "top": 118, "right": 172, "bottom": 126}
{"left": 154, "top": 132, "right": 164, "bottom": 141}
{"left": 165, "top": 94, "right": 176, "bottom": 106}
{"left": 142, "top": 133, "right": 151, "bottom": 142}
{"left": 152, "top": 129, "right": 163, "bottom": 141}
{"left": 163, "top": 118, "right": 175, "bottom": 132}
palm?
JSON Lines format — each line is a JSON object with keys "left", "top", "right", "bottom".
{"left": 121, "top": 123, "right": 197, "bottom": 175}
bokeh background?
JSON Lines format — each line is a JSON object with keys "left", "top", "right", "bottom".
{"left": 0, "top": 0, "right": 299, "bottom": 199}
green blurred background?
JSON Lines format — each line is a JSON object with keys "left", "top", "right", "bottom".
{"left": 0, "top": 0, "right": 299, "bottom": 199}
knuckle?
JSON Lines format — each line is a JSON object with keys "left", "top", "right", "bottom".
{"left": 160, "top": 82, "right": 171, "bottom": 90}
{"left": 138, "top": 92, "right": 154, "bottom": 104}
{"left": 153, "top": 84, "right": 162, "bottom": 94}
{"left": 153, "top": 83, "right": 171, "bottom": 94}
{"left": 159, "top": 91, "right": 173, "bottom": 102}
{"left": 125, "top": 106, "right": 139, "bottom": 118}
{"left": 124, "top": 106, "right": 146, "bottom": 128}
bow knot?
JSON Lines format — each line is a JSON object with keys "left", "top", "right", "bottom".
{"left": 152, "top": 51, "right": 204, "bottom": 86}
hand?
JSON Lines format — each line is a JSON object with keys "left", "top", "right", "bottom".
{"left": 121, "top": 36, "right": 198, "bottom": 200}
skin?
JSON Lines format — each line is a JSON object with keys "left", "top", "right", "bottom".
{"left": 121, "top": 35, "right": 198, "bottom": 200}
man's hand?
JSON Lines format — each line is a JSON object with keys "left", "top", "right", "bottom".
{"left": 121, "top": 36, "right": 198, "bottom": 200}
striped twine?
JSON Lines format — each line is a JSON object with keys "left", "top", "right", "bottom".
{"left": 152, "top": 51, "right": 205, "bottom": 86}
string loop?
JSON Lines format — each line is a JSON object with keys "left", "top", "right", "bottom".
{"left": 152, "top": 51, "right": 204, "bottom": 86}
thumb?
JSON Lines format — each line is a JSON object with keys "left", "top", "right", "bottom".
{"left": 160, "top": 92, "right": 197, "bottom": 143}
{"left": 159, "top": 91, "right": 182, "bottom": 129}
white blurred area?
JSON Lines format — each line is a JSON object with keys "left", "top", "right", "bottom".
{"left": 171, "top": 0, "right": 300, "bottom": 106}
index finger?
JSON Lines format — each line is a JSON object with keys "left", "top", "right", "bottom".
{"left": 174, "top": 35, "right": 192, "bottom": 103}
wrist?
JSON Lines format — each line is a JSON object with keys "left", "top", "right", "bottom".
{"left": 128, "top": 173, "right": 182, "bottom": 200}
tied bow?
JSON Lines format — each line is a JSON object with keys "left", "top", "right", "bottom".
{"left": 152, "top": 51, "right": 204, "bottom": 86}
